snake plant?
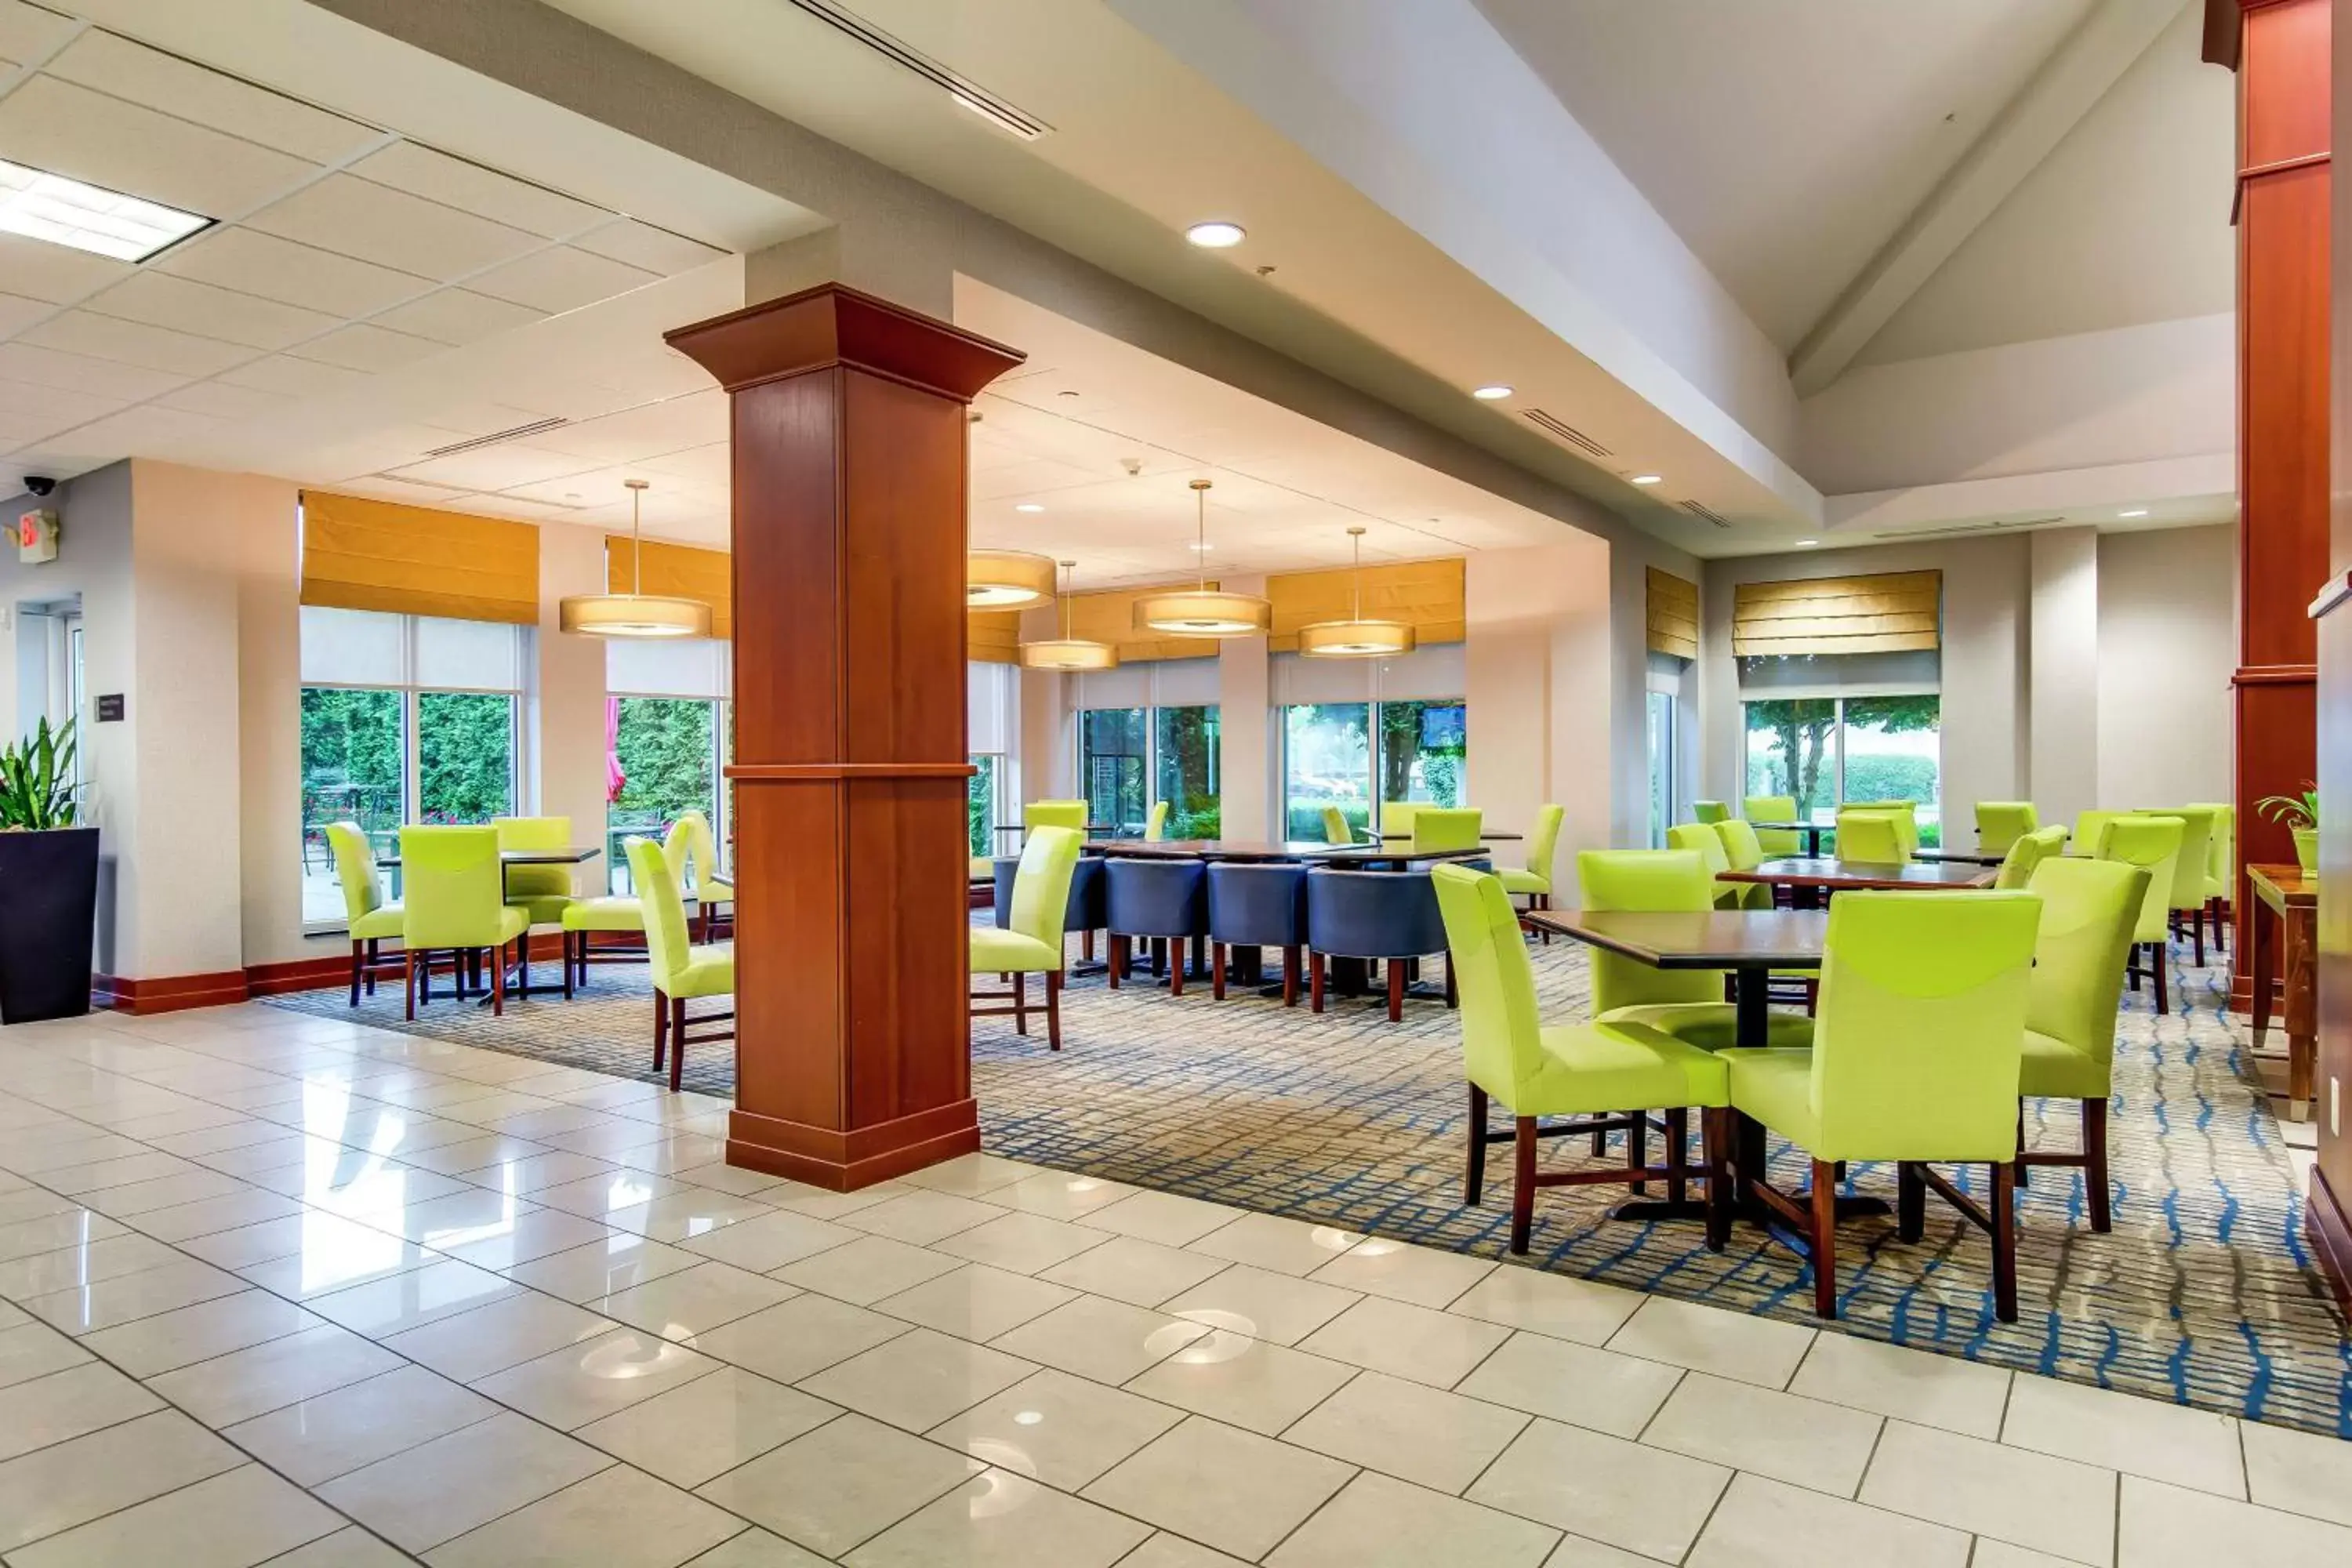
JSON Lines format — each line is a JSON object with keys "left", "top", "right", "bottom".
{"left": 0, "top": 717, "right": 78, "bottom": 831}
{"left": 2256, "top": 786, "right": 2319, "bottom": 831}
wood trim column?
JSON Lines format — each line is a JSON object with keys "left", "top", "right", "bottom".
{"left": 667, "top": 283, "right": 1024, "bottom": 1189}
{"left": 2227, "top": 0, "right": 2329, "bottom": 1015}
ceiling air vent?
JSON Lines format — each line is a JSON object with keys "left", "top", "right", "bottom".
{"left": 785, "top": 0, "right": 1052, "bottom": 140}
{"left": 419, "top": 418, "right": 572, "bottom": 460}
{"left": 1872, "top": 514, "right": 2063, "bottom": 540}
{"left": 1680, "top": 499, "right": 1733, "bottom": 529}
{"left": 1520, "top": 408, "right": 1610, "bottom": 459}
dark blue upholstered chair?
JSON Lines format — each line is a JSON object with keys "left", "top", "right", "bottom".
{"left": 1305, "top": 867, "right": 1454, "bottom": 1022}
{"left": 996, "top": 854, "right": 1107, "bottom": 962}
{"left": 1206, "top": 862, "right": 1310, "bottom": 1006}
{"left": 1104, "top": 857, "right": 1207, "bottom": 994}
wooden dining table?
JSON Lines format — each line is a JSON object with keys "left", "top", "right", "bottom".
{"left": 2246, "top": 862, "right": 2316, "bottom": 1121}
{"left": 376, "top": 846, "right": 602, "bottom": 1000}
{"left": 1747, "top": 820, "right": 1834, "bottom": 856}
{"left": 1083, "top": 839, "right": 1508, "bottom": 871}
{"left": 1719, "top": 856, "right": 1996, "bottom": 908}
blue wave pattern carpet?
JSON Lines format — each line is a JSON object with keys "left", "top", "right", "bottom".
{"left": 269, "top": 935, "right": 2350, "bottom": 1436}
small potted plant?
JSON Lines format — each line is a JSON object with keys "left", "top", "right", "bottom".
{"left": 0, "top": 718, "right": 96, "bottom": 1023}
{"left": 2256, "top": 785, "right": 2321, "bottom": 876}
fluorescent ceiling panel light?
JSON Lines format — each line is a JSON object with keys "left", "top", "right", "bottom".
{"left": 0, "top": 158, "right": 209, "bottom": 261}
{"left": 1185, "top": 221, "right": 1246, "bottom": 249}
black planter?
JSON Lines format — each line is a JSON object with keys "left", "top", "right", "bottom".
{"left": 0, "top": 827, "right": 100, "bottom": 1024}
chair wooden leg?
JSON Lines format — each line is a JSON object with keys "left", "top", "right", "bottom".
{"left": 1386, "top": 961, "right": 1405, "bottom": 1023}
{"left": 2083, "top": 1097, "right": 2111, "bottom": 1232}
{"left": 1626, "top": 1105, "right": 1649, "bottom": 1196}
{"left": 1283, "top": 945, "right": 1300, "bottom": 1007}
{"left": 2192, "top": 906, "right": 2205, "bottom": 967}
{"left": 1701, "top": 1108, "right": 1730, "bottom": 1252}
{"left": 1509, "top": 1116, "right": 1537, "bottom": 1254}
{"left": 1444, "top": 959, "right": 1457, "bottom": 1009}
{"left": 1809, "top": 1157, "right": 1838, "bottom": 1319}
{"left": 1211, "top": 942, "right": 1227, "bottom": 1001}
{"left": 1047, "top": 969, "right": 1063, "bottom": 1051}
{"left": 1013, "top": 970, "right": 1029, "bottom": 1036}
{"left": 1991, "top": 1161, "right": 2019, "bottom": 1322}
{"left": 348, "top": 942, "right": 364, "bottom": 1008}
{"left": 1590, "top": 1119, "right": 1608, "bottom": 1158}
{"left": 492, "top": 945, "right": 506, "bottom": 1016}
{"left": 1083, "top": 929, "right": 1094, "bottom": 963}
{"left": 2153, "top": 944, "right": 2169, "bottom": 1014}
{"left": 1464, "top": 1083, "right": 1488, "bottom": 1206}
{"left": 1664, "top": 1106, "right": 1688, "bottom": 1207}
{"left": 669, "top": 997, "right": 686, "bottom": 1091}
{"left": 2015, "top": 1101, "right": 2029, "bottom": 1188}
{"left": 1310, "top": 950, "right": 1326, "bottom": 1014}
{"left": 404, "top": 949, "right": 416, "bottom": 1022}
{"left": 652, "top": 992, "right": 668, "bottom": 1070}
{"left": 1538, "top": 891, "right": 1551, "bottom": 945}
{"left": 1896, "top": 1161, "right": 1925, "bottom": 1242}
{"left": 561, "top": 933, "right": 575, "bottom": 1000}
{"left": 366, "top": 938, "right": 380, "bottom": 995}
{"left": 1108, "top": 935, "right": 1126, "bottom": 989}
{"left": 1169, "top": 938, "right": 1185, "bottom": 997}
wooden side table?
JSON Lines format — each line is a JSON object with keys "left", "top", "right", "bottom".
{"left": 2247, "top": 862, "right": 2316, "bottom": 1121}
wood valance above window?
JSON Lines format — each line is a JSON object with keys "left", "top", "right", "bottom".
{"left": 1067, "top": 585, "right": 1225, "bottom": 663}
{"left": 606, "top": 535, "right": 732, "bottom": 641}
{"left": 299, "top": 491, "right": 539, "bottom": 626}
{"left": 1265, "top": 557, "right": 1465, "bottom": 653}
{"left": 967, "top": 609, "right": 1021, "bottom": 665}
{"left": 1732, "top": 570, "right": 1942, "bottom": 658}
{"left": 1645, "top": 567, "right": 1699, "bottom": 659}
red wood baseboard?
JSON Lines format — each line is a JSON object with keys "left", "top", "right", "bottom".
{"left": 2309, "top": 1165, "right": 2352, "bottom": 1315}
{"left": 100, "top": 970, "right": 252, "bottom": 1014}
{"left": 726, "top": 1099, "right": 982, "bottom": 1191}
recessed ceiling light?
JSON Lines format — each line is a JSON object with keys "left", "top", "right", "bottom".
{"left": 1470, "top": 384, "right": 1514, "bottom": 401}
{"left": 1014, "top": 503, "right": 1045, "bottom": 514}
{"left": 1630, "top": 474, "right": 1664, "bottom": 486}
{"left": 1796, "top": 539, "right": 1818, "bottom": 546}
{"left": 1189, "top": 542, "right": 1214, "bottom": 551}
{"left": 1185, "top": 220, "right": 1247, "bottom": 249}
{"left": 0, "top": 157, "right": 209, "bottom": 261}
{"left": 2119, "top": 508, "right": 2149, "bottom": 518}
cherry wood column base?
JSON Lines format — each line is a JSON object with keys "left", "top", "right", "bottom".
{"left": 726, "top": 1099, "right": 981, "bottom": 1191}
{"left": 2307, "top": 1165, "right": 2352, "bottom": 1313}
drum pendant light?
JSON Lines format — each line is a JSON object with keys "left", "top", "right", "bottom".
{"left": 1018, "top": 560, "right": 1119, "bottom": 670}
{"left": 1132, "top": 479, "right": 1271, "bottom": 636}
{"left": 559, "top": 480, "right": 713, "bottom": 638}
{"left": 1297, "top": 527, "right": 1416, "bottom": 658}
{"left": 966, "top": 549, "right": 1057, "bottom": 609}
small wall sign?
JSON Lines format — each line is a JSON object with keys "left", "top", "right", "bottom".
{"left": 16, "top": 510, "right": 57, "bottom": 564}
{"left": 94, "top": 694, "right": 123, "bottom": 723}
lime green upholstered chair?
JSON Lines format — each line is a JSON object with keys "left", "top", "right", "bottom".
{"left": 1712, "top": 818, "right": 1767, "bottom": 876}
{"left": 1720, "top": 888, "right": 2042, "bottom": 1320}
{"left": 1976, "top": 802, "right": 2038, "bottom": 856}
{"left": 2133, "top": 805, "right": 2216, "bottom": 965}
{"left": 1834, "top": 810, "right": 1906, "bottom": 866}
{"left": 1320, "top": 805, "right": 1356, "bottom": 847}
{"left": 969, "top": 825, "right": 1083, "bottom": 1051}
{"left": 1381, "top": 801, "right": 1419, "bottom": 840}
{"left": 1577, "top": 850, "right": 1816, "bottom": 1054}
{"left": 1434, "top": 862, "right": 1731, "bottom": 1254}
{"left": 1498, "top": 804, "right": 1566, "bottom": 931}
{"left": 2190, "top": 801, "right": 2235, "bottom": 955}
{"left": 2097, "top": 814, "right": 2183, "bottom": 1015}
{"left": 1840, "top": 802, "right": 1918, "bottom": 857}
{"left": 495, "top": 818, "right": 578, "bottom": 988}
{"left": 626, "top": 836, "right": 735, "bottom": 1091}
{"left": 1993, "top": 826, "right": 2067, "bottom": 890}
{"left": 1744, "top": 795, "right": 1799, "bottom": 857}
{"left": 1666, "top": 822, "right": 1769, "bottom": 910}
{"left": 670, "top": 810, "right": 735, "bottom": 937}
{"left": 1692, "top": 800, "right": 1729, "bottom": 824}
{"left": 559, "top": 892, "right": 644, "bottom": 997}
{"left": 1411, "top": 807, "right": 1483, "bottom": 854}
{"left": 2073, "top": 809, "right": 2120, "bottom": 858}
{"left": 1144, "top": 800, "right": 1171, "bottom": 842}
{"left": 399, "top": 826, "right": 532, "bottom": 1018}
{"left": 325, "top": 821, "right": 403, "bottom": 1007}
{"left": 1025, "top": 800, "right": 1087, "bottom": 833}
{"left": 2016, "top": 856, "right": 2148, "bottom": 1232}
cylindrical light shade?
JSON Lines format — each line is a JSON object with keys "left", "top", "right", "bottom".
{"left": 967, "top": 550, "right": 1057, "bottom": 609}
{"left": 558, "top": 593, "right": 713, "bottom": 638}
{"left": 1131, "top": 588, "right": 1272, "bottom": 637}
{"left": 1296, "top": 619, "right": 1417, "bottom": 659}
{"left": 1018, "top": 637, "right": 1119, "bottom": 671}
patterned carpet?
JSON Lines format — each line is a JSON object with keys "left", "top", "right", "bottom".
{"left": 268, "top": 932, "right": 2352, "bottom": 1437}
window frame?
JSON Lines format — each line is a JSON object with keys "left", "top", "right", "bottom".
{"left": 1072, "top": 701, "right": 1224, "bottom": 841}
{"left": 1277, "top": 695, "right": 1468, "bottom": 842}
{"left": 1739, "top": 689, "right": 1943, "bottom": 829}
{"left": 601, "top": 693, "right": 730, "bottom": 895}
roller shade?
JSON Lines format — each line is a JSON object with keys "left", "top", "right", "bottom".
{"left": 1068, "top": 585, "right": 1224, "bottom": 662}
{"left": 300, "top": 491, "right": 539, "bottom": 626}
{"left": 968, "top": 609, "right": 1020, "bottom": 665}
{"left": 1266, "top": 557, "right": 1464, "bottom": 652}
{"left": 1732, "top": 570, "right": 1941, "bottom": 657}
{"left": 606, "top": 535, "right": 731, "bottom": 640}
{"left": 1646, "top": 567, "right": 1698, "bottom": 659}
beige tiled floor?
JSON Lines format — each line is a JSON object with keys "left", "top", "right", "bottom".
{"left": 0, "top": 1000, "right": 2347, "bottom": 1566}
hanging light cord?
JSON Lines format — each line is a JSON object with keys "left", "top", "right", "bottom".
{"left": 626, "top": 479, "right": 648, "bottom": 598}
{"left": 1349, "top": 527, "right": 1364, "bottom": 620}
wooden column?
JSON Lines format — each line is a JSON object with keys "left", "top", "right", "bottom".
{"left": 2227, "top": 0, "right": 2329, "bottom": 1014}
{"left": 667, "top": 284, "right": 1023, "bottom": 1189}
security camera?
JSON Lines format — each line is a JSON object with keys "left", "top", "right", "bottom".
{"left": 21, "top": 475, "right": 56, "bottom": 498}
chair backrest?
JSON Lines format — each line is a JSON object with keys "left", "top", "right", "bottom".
{"left": 1007, "top": 826, "right": 1083, "bottom": 952}
{"left": 1575, "top": 850, "right": 1720, "bottom": 1012}
{"left": 325, "top": 821, "right": 386, "bottom": 925}
{"left": 1843, "top": 800, "right": 1918, "bottom": 855}
{"left": 1712, "top": 818, "right": 1766, "bottom": 874}
{"left": 1976, "top": 802, "right": 2038, "bottom": 856}
{"left": 1744, "top": 796, "right": 1798, "bottom": 856}
{"left": 399, "top": 826, "right": 507, "bottom": 949}
{"left": 494, "top": 815, "right": 573, "bottom": 902}
{"left": 2188, "top": 802, "right": 2234, "bottom": 887}
{"left": 2024, "top": 857, "right": 2147, "bottom": 1069}
{"left": 1810, "top": 889, "right": 2042, "bottom": 1162}
{"left": 1432, "top": 864, "right": 1552, "bottom": 1103}
{"left": 2076, "top": 809, "right": 2120, "bottom": 857}
{"left": 1522, "top": 804, "right": 1566, "bottom": 884}
{"left": 1143, "top": 801, "right": 1171, "bottom": 842}
{"left": 1692, "top": 800, "right": 1730, "bottom": 824}
{"left": 1305, "top": 867, "right": 1446, "bottom": 959}
{"left": 2096, "top": 815, "right": 2183, "bottom": 942}
{"left": 1381, "top": 801, "right": 1419, "bottom": 840}
{"left": 665, "top": 810, "right": 725, "bottom": 892}
{"left": 1993, "top": 826, "right": 2069, "bottom": 890}
{"left": 2136, "top": 806, "right": 2214, "bottom": 914}
{"left": 1411, "top": 807, "right": 1483, "bottom": 853}
{"left": 1834, "top": 811, "right": 1905, "bottom": 865}
{"left": 1664, "top": 822, "right": 1731, "bottom": 877}
{"left": 1320, "top": 804, "right": 1355, "bottom": 847}
{"left": 1025, "top": 800, "right": 1087, "bottom": 832}
{"left": 626, "top": 835, "right": 697, "bottom": 990}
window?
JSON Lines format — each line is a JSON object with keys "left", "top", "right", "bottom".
{"left": 967, "top": 662, "right": 1018, "bottom": 859}
{"left": 606, "top": 638, "right": 730, "bottom": 894}
{"left": 1152, "top": 706, "right": 1221, "bottom": 838}
{"left": 1377, "top": 699, "right": 1465, "bottom": 814}
{"left": 1079, "top": 707, "right": 1148, "bottom": 837}
{"left": 967, "top": 755, "right": 1000, "bottom": 858}
{"left": 1646, "top": 688, "right": 1676, "bottom": 848}
{"left": 1280, "top": 697, "right": 1466, "bottom": 840}
{"left": 1742, "top": 694, "right": 1941, "bottom": 845}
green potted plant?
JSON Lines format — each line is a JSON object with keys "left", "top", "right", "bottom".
{"left": 2256, "top": 785, "right": 2321, "bottom": 876}
{"left": 0, "top": 718, "right": 96, "bottom": 1023}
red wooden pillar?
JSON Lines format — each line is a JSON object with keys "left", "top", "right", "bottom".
{"left": 2227, "top": 0, "right": 2330, "bottom": 1012}
{"left": 667, "top": 284, "right": 1023, "bottom": 1189}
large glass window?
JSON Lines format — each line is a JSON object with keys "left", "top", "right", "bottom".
{"left": 417, "top": 692, "right": 517, "bottom": 822}
{"left": 1079, "top": 707, "right": 1148, "bottom": 837}
{"left": 606, "top": 640, "right": 731, "bottom": 893}
{"left": 968, "top": 755, "right": 1000, "bottom": 858}
{"left": 1378, "top": 699, "right": 1466, "bottom": 814}
{"left": 1742, "top": 694, "right": 1941, "bottom": 845}
{"left": 1282, "top": 702, "right": 1370, "bottom": 840}
{"left": 1646, "top": 689, "right": 1676, "bottom": 848}
{"left": 1152, "top": 706, "right": 1221, "bottom": 838}
{"left": 299, "top": 688, "right": 405, "bottom": 916}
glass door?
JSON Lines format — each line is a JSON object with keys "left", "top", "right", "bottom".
{"left": 1079, "top": 707, "right": 1149, "bottom": 837}
{"left": 1646, "top": 689, "right": 1675, "bottom": 848}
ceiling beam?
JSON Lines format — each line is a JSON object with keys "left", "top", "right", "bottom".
{"left": 1788, "top": 0, "right": 2184, "bottom": 396}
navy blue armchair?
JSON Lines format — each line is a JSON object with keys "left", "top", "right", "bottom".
{"left": 1104, "top": 857, "right": 1207, "bottom": 994}
{"left": 1207, "top": 862, "right": 1310, "bottom": 1006}
{"left": 1305, "top": 867, "right": 1454, "bottom": 1021}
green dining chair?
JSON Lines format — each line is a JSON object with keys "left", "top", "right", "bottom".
{"left": 1498, "top": 804, "right": 1566, "bottom": 936}
{"left": 1666, "top": 822, "right": 1769, "bottom": 910}
{"left": 2190, "top": 801, "right": 2234, "bottom": 955}
{"left": 325, "top": 821, "right": 404, "bottom": 1007}
{"left": 1712, "top": 818, "right": 1767, "bottom": 876}
{"left": 1320, "top": 805, "right": 1356, "bottom": 847}
{"left": 1718, "top": 888, "right": 2042, "bottom": 1320}
{"left": 2016, "top": 856, "right": 2148, "bottom": 1232}
{"left": 1577, "top": 851, "right": 1817, "bottom": 1054}
{"left": 1025, "top": 800, "right": 1088, "bottom": 832}
{"left": 400, "top": 826, "right": 532, "bottom": 1019}
{"left": 1692, "top": 800, "right": 1730, "bottom": 825}
{"left": 2073, "top": 809, "right": 2120, "bottom": 858}
{"left": 495, "top": 816, "right": 576, "bottom": 990}
{"left": 1411, "top": 807, "right": 1484, "bottom": 854}
{"left": 1144, "top": 800, "right": 1171, "bottom": 842}
{"left": 970, "top": 825, "right": 1083, "bottom": 1051}
{"left": 1433, "top": 862, "right": 1731, "bottom": 1254}
{"left": 1976, "top": 802, "right": 2038, "bottom": 856}
{"left": 672, "top": 809, "right": 735, "bottom": 930}
{"left": 2132, "top": 806, "right": 2215, "bottom": 966}
{"left": 1744, "top": 795, "right": 1799, "bottom": 857}
{"left": 2096, "top": 814, "right": 2183, "bottom": 1014}
{"left": 1840, "top": 801, "right": 1918, "bottom": 857}
{"left": 627, "top": 836, "right": 734, "bottom": 1091}
{"left": 1993, "top": 826, "right": 2068, "bottom": 890}
{"left": 1381, "top": 801, "right": 1420, "bottom": 840}
{"left": 1833, "top": 810, "right": 1906, "bottom": 866}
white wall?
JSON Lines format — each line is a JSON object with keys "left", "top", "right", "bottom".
{"left": 2096, "top": 524, "right": 2236, "bottom": 809}
{"left": 2028, "top": 528, "right": 2100, "bottom": 828}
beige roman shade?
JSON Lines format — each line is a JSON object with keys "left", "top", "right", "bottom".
{"left": 300, "top": 492, "right": 539, "bottom": 626}
{"left": 605, "top": 535, "right": 732, "bottom": 640}
{"left": 1645, "top": 567, "right": 1699, "bottom": 659}
{"left": 1732, "top": 570, "right": 1942, "bottom": 657}
{"left": 1068, "top": 585, "right": 1224, "bottom": 662}
{"left": 968, "top": 609, "right": 1021, "bottom": 665}
{"left": 1266, "top": 557, "right": 1465, "bottom": 653}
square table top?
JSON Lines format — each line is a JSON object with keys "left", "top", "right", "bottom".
{"left": 1080, "top": 839, "right": 1501, "bottom": 869}
{"left": 1719, "top": 857, "right": 1996, "bottom": 891}
{"left": 2247, "top": 862, "right": 2314, "bottom": 908}
{"left": 1523, "top": 908, "right": 1827, "bottom": 969}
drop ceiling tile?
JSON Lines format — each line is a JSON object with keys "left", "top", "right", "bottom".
{"left": 0, "top": 1, "right": 77, "bottom": 71}
{"left": 426, "top": 401, "right": 565, "bottom": 437}
{"left": 571, "top": 220, "right": 728, "bottom": 276}
{"left": 465, "top": 246, "right": 660, "bottom": 314}
{"left": 82, "top": 271, "right": 338, "bottom": 351}
{"left": 216, "top": 354, "right": 370, "bottom": 398}
{"left": 0, "top": 339, "right": 185, "bottom": 399}
{"left": 636, "top": 441, "right": 730, "bottom": 488}
{"left": 387, "top": 443, "right": 593, "bottom": 490}
{"left": 350, "top": 143, "right": 604, "bottom": 240}
{"left": 43, "top": 31, "right": 380, "bottom": 163}
{"left": 0, "top": 75, "right": 314, "bottom": 219}
{"left": 0, "top": 373, "right": 121, "bottom": 424}
{"left": 0, "top": 230, "right": 134, "bottom": 303}
{"left": 0, "top": 291, "right": 50, "bottom": 335}
{"left": 245, "top": 172, "right": 543, "bottom": 281}
{"left": 39, "top": 401, "right": 227, "bottom": 457}
{"left": 288, "top": 321, "right": 441, "bottom": 372}
{"left": 21, "top": 309, "right": 256, "bottom": 376}
{"left": 326, "top": 475, "right": 485, "bottom": 507}
{"left": 529, "top": 394, "right": 727, "bottom": 462}
{"left": 153, "top": 379, "right": 292, "bottom": 421}
{"left": 159, "top": 228, "right": 430, "bottom": 318}
{"left": 370, "top": 289, "right": 545, "bottom": 347}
